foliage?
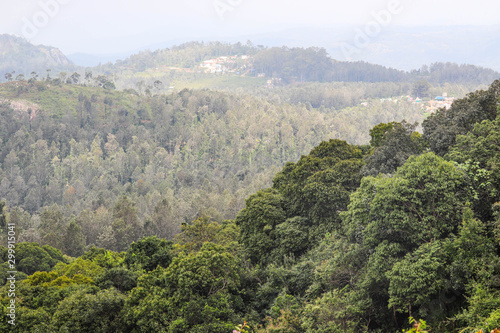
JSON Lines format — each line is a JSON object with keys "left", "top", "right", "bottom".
{"left": 123, "top": 236, "right": 173, "bottom": 271}
{"left": 112, "top": 196, "right": 143, "bottom": 251}
{"left": 402, "top": 317, "right": 430, "bottom": 333}
{"left": 0, "top": 80, "right": 423, "bottom": 253}
{"left": 369, "top": 122, "right": 397, "bottom": 148}
{"left": 302, "top": 288, "right": 366, "bottom": 333}
{"left": 122, "top": 242, "right": 242, "bottom": 332}
{"left": 387, "top": 241, "right": 448, "bottom": 312}
{"left": 95, "top": 266, "right": 140, "bottom": 292}
{"left": 51, "top": 288, "right": 126, "bottom": 332}
{"left": 80, "top": 247, "right": 124, "bottom": 269}
{"left": 446, "top": 115, "right": 500, "bottom": 220}
{"left": 423, "top": 79, "right": 500, "bottom": 156}
{"left": 235, "top": 188, "right": 286, "bottom": 265}
{"left": 63, "top": 219, "right": 86, "bottom": 257}
{"left": 237, "top": 139, "right": 364, "bottom": 265}
{"left": 234, "top": 321, "right": 250, "bottom": 333}
{"left": 363, "top": 121, "right": 425, "bottom": 176}
{"left": 344, "top": 152, "right": 469, "bottom": 250}
{"left": 253, "top": 47, "right": 333, "bottom": 83}
{"left": 452, "top": 286, "right": 500, "bottom": 333}
{"left": 1, "top": 51, "right": 500, "bottom": 333}
{"left": 174, "top": 216, "right": 240, "bottom": 255}
{"left": 24, "top": 258, "right": 104, "bottom": 288}
{"left": 0, "top": 242, "right": 66, "bottom": 282}
{"left": 412, "top": 79, "right": 431, "bottom": 98}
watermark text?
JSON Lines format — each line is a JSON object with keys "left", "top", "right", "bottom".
{"left": 213, "top": 0, "right": 243, "bottom": 21}
{"left": 6, "top": 222, "right": 16, "bottom": 326}
{"left": 21, "top": 0, "right": 73, "bottom": 39}
{"left": 340, "top": 0, "right": 403, "bottom": 60}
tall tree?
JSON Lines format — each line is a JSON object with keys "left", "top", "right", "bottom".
{"left": 111, "top": 196, "right": 142, "bottom": 251}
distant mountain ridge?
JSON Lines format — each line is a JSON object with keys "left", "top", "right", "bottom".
{"left": 94, "top": 41, "right": 499, "bottom": 85}
{"left": 220, "top": 25, "right": 500, "bottom": 72}
{"left": 0, "top": 34, "right": 74, "bottom": 79}
{"left": 62, "top": 25, "right": 500, "bottom": 72}
{"left": 2, "top": 33, "right": 499, "bottom": 87}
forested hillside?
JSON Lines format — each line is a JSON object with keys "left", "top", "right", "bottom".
{"left": 1, "top": 38, "right": 500, "bottom": 332}
{"left": 0, "top": 34, "right": 75, "bottom": 79}
{"left": 1, "top": 76, "right": 500, "bottom": 332}
{"left": 2, "top": 36, "right": 498, "bottom": 92}
{"left": 94, "top": 41, "right": 500, "bottom": 91}
{"left": 0, "top": 77, "right": 425, "bottom": 252}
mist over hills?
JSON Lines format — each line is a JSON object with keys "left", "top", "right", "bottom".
{"left": 66, "top": 38, "right": 192, "bottom": 67}
{"left": 91, "top": 41, "right": 498, "bottom": 87}
{"left": 62, "top": 25, "right": 500, "bottom": 72}
{"left": 213, "top": 25, "right": 500, "bottom": 72}
{"left": 1, "top": 33, "right": 499, "bottom": 96}
{"left": 2, "top": 25, "right": 500, "bottom": 88}
{"left": 66, "top": 52, "right": 132, "bottom": 68}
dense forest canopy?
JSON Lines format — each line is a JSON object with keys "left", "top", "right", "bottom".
{"left": 0, "top": 75, "right": 428, "bottom": 253}
{"left": 1, "top": 38, "right": 500, "bottom": 332}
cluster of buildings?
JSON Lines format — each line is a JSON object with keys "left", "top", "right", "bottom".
{"left": 424, "top": 94, "right": 455, "bottom": 113}
{"left": 266, "top": 78, "right": 282, "bottom": 88}
{"left": 408, "top": 93, "right": 456, "bottom": 113}
{"left": 359, "top": 93, "right": 456, "bottom": 115}
{"left": 199, "top": 55, "right": 250, "bottom": 74}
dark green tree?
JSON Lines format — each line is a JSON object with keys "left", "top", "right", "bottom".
{"left": 123, "top": 236, "right": 173, "bottom": 271}
{"left": 123, "top": 243, "right": 241, "bottom": 332}
{"left": 344, "top": 153, "right": 470, "bottom": 250}
{"left": 237, "top": 139, "right": 364, "bottom": 265}
{"left": 63, "top": 220, "right": 86, "bottom": 257}
{"left": 51, "top": 288, "right": 125, "bottom": 332}
{"left": 236, "top": 188, "right": 286, "bottom": 265}
{"left": 423, "top": 79, "right": 500, "bottom": 156}
{"left": 39, "top": 205, "right": 66, "bottom": 250}
{"left": 0, "top": 201, "right": 6, "bottom": 231}
{"left": 111, "top": 196, "right": 143, "bottom": 251}
{"left": 363, "top": 121, "right": 425, "bottom": 176}
{"left": 446, "top": 115, "right": 500, "bottom": 220}
{"left": 0, "top": 242, "right": 66, "bottom": 277}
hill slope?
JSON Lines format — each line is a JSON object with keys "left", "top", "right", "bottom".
{"left": 0, "top": 34, "right": 74, "bottom": 80}
{"left": 0, "top": 79, "right": 424, "bottom": 243}
{"left": 94, "top": 41, "right": 499, "bottom": 89}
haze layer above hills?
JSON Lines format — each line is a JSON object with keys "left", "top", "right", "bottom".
{"left": 62, "top": 25, "right": 500, "bottom": 71}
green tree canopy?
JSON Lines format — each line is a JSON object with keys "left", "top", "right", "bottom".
{"left": 123, "top": 236, "right": 173, "bottom": 271}
{"left": 343, "top": 153, "right": 470, "bottom": 250}
{"left": 123, "top": 242, "right": 241, "bottom": 332}
{"left": 363, "top": 121, "right": 424, "bottom": 176}
{"left": 423, "top": 79, "right": 500, "bottom": 156}
{"left": 237, "top": 139, "right": 365, "bottom": 265}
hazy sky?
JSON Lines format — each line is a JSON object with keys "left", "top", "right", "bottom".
{"left": 1, "top": 0, "right": 499, "bottom": 54}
